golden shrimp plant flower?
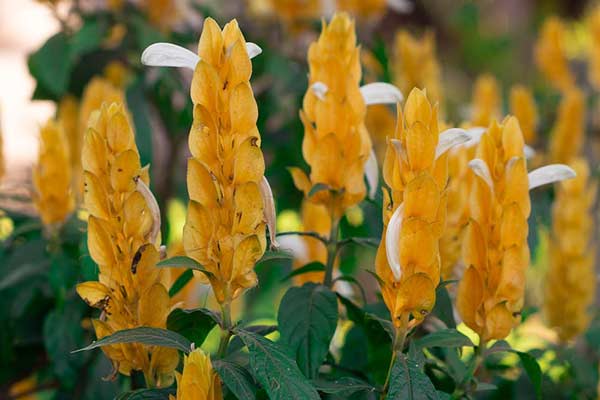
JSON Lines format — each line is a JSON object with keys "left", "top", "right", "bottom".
{"left": 76, "top": 102, "right": 178, "bottom": 387}
{"left": 509, "top": 85, "right": 538, "bottom": 145}
{"left": 170, "top": 348, "right": 223, "bottom": 400}
{"left": 376, "top": 88, "right": 470, "bottom": 332}
{"left": 456, "top": 116, "right": 576, "bottom": 343}
{"left": 535, "top": 17, "right": 574, "bottom": 92}
{"left": 470, "top": 74, "right": 501, "bottom": 127}
{"left": 289, "top": 13, "right": 403, "bottom": 223}
{"left": 549, "top": 87, "right": 585, "bottom": 164}
{"left": 33, "top": 119, "right": 75, "bottom": 230}
{"left": 544, "top": 158, "right": 596, "bottom": 342}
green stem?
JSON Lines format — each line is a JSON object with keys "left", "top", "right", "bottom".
{"left": 323, "top": 218, "right": 339, "bottom": 288}
{"left": 217, "top": 302, "right": 232, "bottom": 358}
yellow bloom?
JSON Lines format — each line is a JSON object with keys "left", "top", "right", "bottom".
{"left": 509, "top": 85, "right": 537, "bottom": 144}
{"left": 170, "top": 349, "right": 223, "bottom": 400}
{"left": 76, "top": 102, "right": 178, "bottom": 387}
{"left": 108, "top": 0, "right": 124, "bottom": 11}
{"left": 290, "top": 13, "right": 371, "bottom": 222}
{"left": 392, "top": 30, "right": 443, "bottom": 107}
{"left": 337, "top": 0, "right": 387, "bottom": 19}
{"left": 143, "top": 0, "right": 181, "bottom": 31}
{"left": 535, "top": 17, "right": 574, "bottom": 92}
{"left": 544, "top": 158, "right": 596, "bottom": 342}
{"left": 293, "top": 199, "right": 331, "bottom": 284}
{"left": 549, "top": 87, "right": 585, "bottom": 164}
{"left": 588, "top": 7, "right": 600, "bottom": 89}
{"left": 470, "top": 74, "right": 501, "bottom": 127}
{"left": 457, "top": 117, "right": 530, "bottom": 342}
{"left": 376, "top": 88, "right": 446, "bottom": 331}
{"left": 8, "top": 375, "right": 37, "bottom": 400}
{"left": 33, "top": 119, "right": 75, "bottom": 229}
{"left": 58, "top": 95, "right": 80, "bottom": 190}
{"left": 263, "top": 0, "right": 321, "bottom": 23}
{"left": 183, "top": 18, "right": 267, "bottom": 305}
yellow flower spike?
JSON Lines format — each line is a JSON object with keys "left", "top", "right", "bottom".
{"left": 544, "top": 158, "right": 596, "bottom": 342}
{"left": 76, "top": 102, "right": 177, "bottom": 387}
{"left": 392, "top": 30, "right": 443, "bottom": 107}
{"left": 549, "top": 87, "right": 585, "bottom": 164}
{"left": 144, "top": 0, "right": 182, "bottom": 31}
{"left": 588, "top": 6, "right": 600, "bottom": 90}
{"left": 32, "top": 119, "right": 75, "bottom": 231}
{"left": 509, "top": 85, "right": 538, "bottom": 144}
{"left": 535, "top": 16, "right": 574, "bottom": 92}
{"left": 293, "top": 199, "right": 331, "bottom": 285}
{"left": 470, "top": 74, "right": 501, "bottom": 127}
{"left": 456, "top": 115, "right": 576, "bottom": 344}
{"left": 338, "top": 0, "right": 387, "bottom": 19}
{"left": 171, "top": 348, "right": 223, "bottom": 400}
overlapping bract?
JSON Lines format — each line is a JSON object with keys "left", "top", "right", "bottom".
{"left": 76, "top": 103, "right": 177, "bottom": 386}
{"left": 535, "top": 17, "right": 574, "bottom": 92}
{"left": 509, "top": 85, "right": 537, "bottom": 145}
{"left": 376, "top": 88, "right": 446, "bottom": 329}
{"left": 470, "top": 74, "right": 501, "bottom": 127}
{"left": 549, "top": 87, "right": 585, "bottom": 164}
{"left": 170, "top": 349, "right": 223, "bottom": 400}
{"left": 183, "top": 18, "right": 267, "bottom": 304}
{"left": 457, "top": 117, "right": 530, "bottom": 341}
{"left": 290, "top": 13, "right": 371, "bottom": 221}
{"left": 33, "top": 119, "right": 75, "bottom": 228}
{"left": 545, "top": 158, "right": 596, "bottom": 342}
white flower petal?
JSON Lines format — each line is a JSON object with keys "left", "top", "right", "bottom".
{"left": 134, "top": 177, "right": 161, "bottom": 244}
{"left": 468, "top": 158, "right": 494, "bottom": 191}
{"left": 435, "top": 128, "right": 471, "bottom": 159}
{"left": 387, "top": 0, "right": 414, "bottom": 13}
{"left": 311, "top": 82, "right": 328, "bottom": 100}
{"left": 259, "top": 176, "right": 279, "bottom": 249}
{"left": 390, "top": 138, "right": 408, "bottom": 165}
{"left": 277, "top": 235, "right": 308, "bottom": 263}
{"left": 385, "top": 203, "right": 404, "bottom": 281}
{"left": 464, "top": 126, "right": 486, "bottom": 147}
{"left": 141, "top": 43, "right": 200, "bottom": 70}
{"left": 245, "top": 42, "right": 263, "bottom": 59}
{"left": 365, "top": 149, "right": 379, "bottom": 200}
{"left": 528, "top": 164, "right": 576, "bottom": 190}
{"left": 523, "top": 145, "right": 535, "bottom": 160}
{"left": 360, "top": 82, "right": 403, "bottom": 105}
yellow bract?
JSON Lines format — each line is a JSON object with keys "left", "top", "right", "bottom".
{"left": 292, "top": 13, "right": 371, "bottom": 222}
{"left": 293, "top": 199, "right": 331, "bottom": 284}
{"left": 33, "top": 119, "right": 75, "bottom": 229}
{"left": 509, "top": 85, "right": 537, "bottom": 144}
{"left": 535, "top": 17, "right": 574, "bottom": 92}
{"left": 470, "top": 74, "right": 501, "bottom": 127}
{"left": 76, "top": 102, "right": 177, "bottom": 387}
{"left": 170, "top": 349, "right": 223, "bottom": 400}
{"left": 338, "top": 0, "right": 387, "bottom": 19}
{"left": 549, "top": 87, "right": 585, "bottom": 164}
{"left": 456, "top": 117, "right": 530, "bottom": 342}
{"left": 184, "top": 18, "right": 267, "bottom": 305}
{"left": 376, "top": 88, "right": 445, "bottom": 330}
{"left": 544, "top": 158, "right": 596, "bottom": 342}
{"left": 393, "top": 30, "right": 443, "bottom": 107}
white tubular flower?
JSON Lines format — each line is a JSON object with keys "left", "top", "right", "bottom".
{"left": 360, "top": 82, "right": 404, "bottom": 105}
{"left": 385, "top": 203, "right": 405, "bottom": 281}
{"left": 364, "top": 149, "right": 379, "bottom": 200}
{"left": 528, "top": 164, "right": 576, "bottom": 190}
{"left": 259, "top": 176, "right": 279, "bottom": 249}
{"left": 311, "top": 82, "right": 328, "bottom": 100}
{"left": 387, "top": 0, "right": 414, "bottom": 13}
{"left": 468, "top": 158, "right": 494, "bottom": 191}
{"left": 435, "top": 128, "right": 471, "bottom": 159}
{"left": 141, "top": 41, "right": 262, "bottom": 70}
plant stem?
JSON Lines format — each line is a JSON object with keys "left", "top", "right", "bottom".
{"left": 323, "top": 218, "right": 339, "bottom": 288}
{"left": 217, "top": 302, "right": 232, "bottom": 358}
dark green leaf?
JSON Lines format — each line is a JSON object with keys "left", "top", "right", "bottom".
{"left": 475, "top": 382, "right": 497, "bottom": 392}
{"left": 74, "top": 327, "right": 192, "bottom": 354}
{"left": 167, "top": 308, "right": 217, "bottom": 346}
{"left": 70, "top": 19, "right": 107, "bottom": 59}
{"left": 0, "top": 260, "right": 47, "bottom": 291}
{"left": 414, "top": 329, "right": 474, "bottom": 349}
{"left": 28, "top": 32, "right": 71, "bottom": 98}
{"left": 280, "top": 262, "right": 325, "bottom": 282}
{"left": 213, "top": 360, "right": 257, "bottom": 400}
{"left": 278, "top": 283, "right": 338, "bottom": 378}
{"left": 169, "top": 269, "right": 194, "bottom": 297}
{"left": 365, "top": 313, "right": 395, "bottom": 341}
{"left": 126, "top": 77, "right": 154, "bottom": 166}
{"left": 386, "top": 353, "right": 437, "bottom": 400}
{"left": 516, "top": 351, "right": 542, "bottom": 400}
{"left": 312, "top": 377, "right": 376, "bottom": 396}
{"left": 436, "top": 391, "right": 451, "bottom": 400}
{"left": 235, "top": 329, "right": 320, "bottom": 400}
{"left": 115, "top": 388, "right": 175, "bottom": 400}
{"left": 157, "top": 256, "right": 214, "bottom": 279}
{"left": 228, "top": 325, "right": 278, "bottom": 354}
{"left": 432, "top": 285, "right": 456, "bottom": 329}
{"left": 308, "top": 183, "right": 331, "bottom": 198}
{"left": 407, "top": 341, "right": 426, "bottom": 371}
{"left": 257, "top": 250, "right": 293, "bottom": 265}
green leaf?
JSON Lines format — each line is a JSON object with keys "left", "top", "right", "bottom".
{"left": 157, "top": 256, "right": 214, "bottom": 279}
{"left": 257, "top": 249, "right": 294, "bottom": 265}
{"left": 115, "top": 388, "right": 175, "bottom": 400}
{"left": 228, "top": 325, "right": 278, "bottom": 354}
{"left": 74, "top": 326, "right": 192, "bottom": 354}
{"left": 386, "top": 353, "right": 437, "bottom": 400}
{"left": 169, "top": 269, "right": 194, "bottom": 297}
{"left": 28, "top": 32, "right": 71, "bottom": 98}
{"left": 432, "top": 285, "right": 456, "bottom": 329}
{"left": 213, "top": 360, "right": 257, "bottom": 400}
{"left": 131, "top": 15, "right": 166, "bottom": 49}
{"left": 70, "top": 18, "right": 107, "bottom": 59}
{"left": 278, "top": 283, "right": 338, "bottom": 378}
{"left": 167, "top": 308, "right": 217, "bottom": 346}
{"left": 515, "top": 351, "right": 542, "bottom": 400}
{"left": 280, "top": 262, "right": 325, "bottom": 282}
{"left": 235, "top": 329, "right": 320, "bottom": 400}
{"left": 365, "top": 313, "right": 395, "bottom": 342}
{"left": 126, "top": 77, "right": 154, "bottom": 166}
{"left": 312, "top": 377, "right": 376, "bottom": 396}
{"left": 308, "top": 183, "right": 331, "bottom": 198}
{"left": 414, "top": 329, "right": 474, "bottom": 349}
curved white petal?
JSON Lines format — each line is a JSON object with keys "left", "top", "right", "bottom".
{"left": 523, "top": 145, "right": 535, "bottom": 160}
{"left": 390, "top": 138, "right": 408, "bottom": 165}
{"left": 141, "top": 43, "right": 200, "bottom": 70}
{"left": 468, "top": 158, "right": 494, "bottom": 191}
{"left": 311, "top": 82, "right": 328, "bottom": 100}
{"left": 360, "top": 82, "right": 403, "bottom": 105}
{"left": 245, "top": 42, "right": 263, "bottom": 59}
{"left": 134, "top": 177, "right": 161, "bottom": 244}
{"left": 528, "top": 164, "right": 576, "bottom": 190}
{"left": 278, "top": 235, "right": 308, "bottom": 263}
{"left": 435, "top": 128, "right": 471, "bottom": 159}
{"left": 365, "top": 149, "right": 379, "bottom": 200}
{"left": 385, "top": 203, "right": 404, "bottom": 281}
{"left": 387, "top": 0, "right": 414, "bottom": 13}
{"left": 464, "top": 126, "right": 486, "bottom": 147}
{"left": 259, "top": 176, "right": 279, "bottom": 249}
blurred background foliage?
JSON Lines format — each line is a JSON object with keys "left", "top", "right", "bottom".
{"left": 1, "top": 0, "right": 600, "bottom": 399}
